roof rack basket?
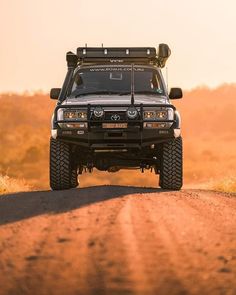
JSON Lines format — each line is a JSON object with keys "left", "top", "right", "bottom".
{"left": 75, "top": 44, "right": 171, "bottom": 67}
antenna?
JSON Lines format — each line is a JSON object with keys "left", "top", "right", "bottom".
{"left": 131, "top": 63, "right": 135, "bottom": 105}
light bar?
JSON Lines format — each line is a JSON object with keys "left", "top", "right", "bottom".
{"left": 77, "top": 47, "right": 156, "bottom": 59}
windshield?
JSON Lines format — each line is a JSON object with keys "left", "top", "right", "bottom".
{"left": 69, "top": 66, "right": 164, "bottom": 97}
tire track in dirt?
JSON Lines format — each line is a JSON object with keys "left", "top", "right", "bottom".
{"left": 116, "top": 194, "right": 190, "bottom": 295}
{"left": 0, "top": 187, "right": 235, "bottom": 295}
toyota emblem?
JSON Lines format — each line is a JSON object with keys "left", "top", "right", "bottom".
{"left": 111, "top": 114, "right": 120, "bottom": 121}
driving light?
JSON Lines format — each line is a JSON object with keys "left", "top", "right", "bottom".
{"left": 94, "top": 107, "right": 104, "bottom": 118}
{"left": 127, "top": 107, "right": 138, "bottom": 119}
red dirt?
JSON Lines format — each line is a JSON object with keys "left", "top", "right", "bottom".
{"left": 0, "top": 187, "right": 236, "bottom": 295}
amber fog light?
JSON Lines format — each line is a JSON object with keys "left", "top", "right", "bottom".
{"left": 62, "top": 123, "right": 88, "bottom": 129}
{"left": 143, "top": 122, "right": 172, "bottom": 129}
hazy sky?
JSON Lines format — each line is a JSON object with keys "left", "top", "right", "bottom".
{"left": 0, "top": 0, "right": 235, "bottom": 92}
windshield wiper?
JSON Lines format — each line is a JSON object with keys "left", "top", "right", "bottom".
{"left": 119, "top": 92, "right": 131, "bottom": 96}
{"left": 120, "top": 91, "right": 162, "bottom": 96}
{"left": 134, "top": 91, "right": 162, "bottom": 95}
{"left": 75, "top": 91, "right": 121, "bottom": 97}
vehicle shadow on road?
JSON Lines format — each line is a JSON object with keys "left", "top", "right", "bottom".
{"left": 0, "top": 185, "right": 166, "bottom": 226}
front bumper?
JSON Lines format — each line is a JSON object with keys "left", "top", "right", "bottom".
{"left": 52, "top": 103, "right": 180, "bottom": 149}
{"left": 52, "top": 127, "right": 180, "bottom": 149}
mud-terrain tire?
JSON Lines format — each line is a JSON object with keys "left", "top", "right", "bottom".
{"left": 159, "top": 136, "right": 183, "bottom": 190}
{"left": 71, "top": 168, "right": 79, "bottom": 188}
{"left": 50, "top": 137, "right": 78, "bottom": 190}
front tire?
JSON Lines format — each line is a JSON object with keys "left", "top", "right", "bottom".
{"left": 50, "top": 137, "right": 78, "bottom": 190}
{"left": 159, "top": 136, "right": 183, "bottom": 190}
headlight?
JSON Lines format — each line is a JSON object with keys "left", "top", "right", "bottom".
{"left": 156, "top": 110, "right": 168, "bottom": 119}
{"left": 63, "top": 110, "right": 87, "bottom": 120}
{"left": 94, "top": 107, "right": 104, "bottom": 118}
{"left": 57, "top": 108, "right": 87, "bottom": 128}
{"left": 144, "top": 108, "right": 173, "bottom": 120}
{"left": 127, "top": 107, "right": 138, "bottom": 119}
{"left": 144, "top": 111, "right": 156, "bottom": 119}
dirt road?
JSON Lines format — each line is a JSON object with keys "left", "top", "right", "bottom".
{"left": 0, "top": 186, "right": 236, "bottom": 295}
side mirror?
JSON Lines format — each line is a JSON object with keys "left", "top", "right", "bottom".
{"left": 169, "top": 88, "right": 183, "bottom": 99}
{"left": 50, "top": 88, "right": 61, "bottom": 100}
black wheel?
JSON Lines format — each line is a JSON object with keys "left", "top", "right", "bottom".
{"left": 159, "top": 136, "right": 183, "bottom": 190}
{"left": 50, "top": 137, "right": 78, "bottom": 190}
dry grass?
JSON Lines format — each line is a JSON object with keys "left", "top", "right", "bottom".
{"left": 212, "top": 177, "right": 236, "bottom": 193}
{"left": 0, "top": 175, "right": 31, "bottom": 194}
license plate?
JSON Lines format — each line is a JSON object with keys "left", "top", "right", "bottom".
{"left": 102, "top": 123, "right": 127, "bottom": 129}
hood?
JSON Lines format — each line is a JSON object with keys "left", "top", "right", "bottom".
{"left": 63, "top": 94, "right": 169, "bottom": 106}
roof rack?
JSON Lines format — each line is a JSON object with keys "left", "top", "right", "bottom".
{"left": 66, "top": 44, "right": 171, "bottom": 68}
{"left": 77, "top": 47, "right": 156, "bottom": 58}
{"left": 77, "top": 47, "right": 157, "bottom": 65}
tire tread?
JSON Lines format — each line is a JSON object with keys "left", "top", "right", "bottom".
{"left": 50, "top": 137, "right": 78, "bottom": 190}
{"left": 160, "top": 137, "right": 183, "bottom": 190}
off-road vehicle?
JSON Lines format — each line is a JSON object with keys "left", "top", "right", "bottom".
{"left": 50, "top": 45, "right": 183, "bottom": 190}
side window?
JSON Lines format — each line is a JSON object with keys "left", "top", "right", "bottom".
{"left": 151, "top": 72, "right": 163, "bottom": 93}
{"left": 72, "top": 73, "right": 84, "bottom": 93}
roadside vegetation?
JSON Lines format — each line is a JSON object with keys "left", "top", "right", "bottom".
{"left": 0, "top": 174, "right": 30, "bottom": 194}
{"left": 213, "top": 177, "right": 236, "bottom": 194}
